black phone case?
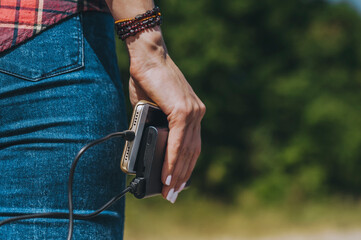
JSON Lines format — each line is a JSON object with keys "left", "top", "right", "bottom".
{"left": 134, "top": 126, "right": 169, "bottom": 198}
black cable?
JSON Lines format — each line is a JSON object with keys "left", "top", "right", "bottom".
{"left": 0, "top": 130, "right": 136, "bottom": 240}
{"left": 67, "top": 130, "right": 134, "bottom": 240}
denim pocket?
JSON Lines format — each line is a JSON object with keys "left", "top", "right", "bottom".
{"left": 0, "top": 14, "right": 84, "bottom": 82}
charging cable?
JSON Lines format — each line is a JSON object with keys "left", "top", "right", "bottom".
{"left": 0, "top": 130, "right": 144, "bottom": 240}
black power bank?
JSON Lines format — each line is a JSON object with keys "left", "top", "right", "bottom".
{"left": 133, "top": 126, "right": 169, "bottom": 199}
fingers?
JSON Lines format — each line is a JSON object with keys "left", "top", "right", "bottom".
{"left": 161, "top": 123, "right": 202, "bottom": 203}
{"left": 172, "top": 125, "right": 201, "bottom": 188}
{"left": 161, "top": 125, "right": 185, "bottom": 200}
{"left": 160, "top": 100, "right": 205, "bottom": 203}
{"left": 177, "top": 125, "right": 201, "bottom": 184}
{"left": 169, "top": 128, "right": 194, "bottom": 186}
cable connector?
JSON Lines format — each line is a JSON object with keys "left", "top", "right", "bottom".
{"left": 129, "top": 177, "right": 146, "bottom": 199}
{"left": 123, "top": 130, "right": 135, "bottom": 141}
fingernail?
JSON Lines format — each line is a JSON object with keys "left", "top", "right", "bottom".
{"left": 165, "top": 175, "right": 172, "bottom": 186}
{"left": 166, "top": 188, "right": 174, "bottom": 201}
{"left": 170, "top": 191, "right": 179, "bottom": 204}
{"left": 178, "top": 182, "right": 186, "bottom": 192}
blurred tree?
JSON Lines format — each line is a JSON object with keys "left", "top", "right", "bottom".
{"left": 116, "top": 0, "right": 361, "bottom": 202}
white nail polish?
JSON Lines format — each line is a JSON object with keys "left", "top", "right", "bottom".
{"left": 170, "top": 191, "right": 179, "bottom": 204}
{"left": 178, "top": 182, "right": 186, "bottom": 192}
{"left": 166, "top": 188, "right": 174, "bottom": 201}
{"left": 165, "top": 175, "right": 172, "bottom": 186}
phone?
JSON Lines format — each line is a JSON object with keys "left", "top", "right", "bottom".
{"left": 120, "top": 100, "right": 168, "bottom": 174}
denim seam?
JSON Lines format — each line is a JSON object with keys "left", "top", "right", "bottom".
{"left": 80, "top": 12, "right": 107, "bottom": 76}
{"left": 0, "top": 63, "right": 83, "bottom": 82}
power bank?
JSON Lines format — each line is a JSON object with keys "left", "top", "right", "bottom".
{"left": 133, "top": 126, "right": 169, "bottom": 199}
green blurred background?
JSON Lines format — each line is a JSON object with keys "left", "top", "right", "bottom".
{"left": 115, "top": 0, "right": 361, "bottom": 239}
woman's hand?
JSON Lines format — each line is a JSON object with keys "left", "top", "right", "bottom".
{"left": 105, "top": 0, "right": 205, "bottom": 203}
{"left": 126, "top": 27, "right": 206, "bottom": 203}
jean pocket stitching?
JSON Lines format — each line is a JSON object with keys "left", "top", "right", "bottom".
{"left": 0, "top": 14, "right": 84, "bottom": 82}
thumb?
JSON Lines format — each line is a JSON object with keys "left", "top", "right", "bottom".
{"left": 129, "top": 76, "right": 152, "bottom": 107}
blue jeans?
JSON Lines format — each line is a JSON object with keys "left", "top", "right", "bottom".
{"left": 0, "top": 12, "right": 127, "bottom": 239}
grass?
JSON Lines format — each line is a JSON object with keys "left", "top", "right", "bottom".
{"left": 124, "top": 188, "right": 361, "bottom": 240}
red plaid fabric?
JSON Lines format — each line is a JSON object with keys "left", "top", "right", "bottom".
{"left": 0, "top": 0, "right": 109, "bottom": 52}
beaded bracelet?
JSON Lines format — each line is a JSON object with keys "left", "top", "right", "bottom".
{"left": 115, "top": 6, "right": 162, "bottom": 41}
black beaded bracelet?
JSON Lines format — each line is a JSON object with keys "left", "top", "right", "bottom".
{"left": 115, "top": 6, "right": 162, "bottom": 41}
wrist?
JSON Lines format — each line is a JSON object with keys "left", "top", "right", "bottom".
{"left": 126, "top": 26, "right": 169, "bottom": 76}
{"left": 125, "top": 26, "right": 165, "bottom": 51}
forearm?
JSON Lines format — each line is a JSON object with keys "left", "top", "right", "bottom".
{"left": 104, "top": 0, "right": 154, "bottom": 20}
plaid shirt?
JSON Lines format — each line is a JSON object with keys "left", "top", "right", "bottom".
{"left": 0, "top": 0, "right": 109, "bottom": 53}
